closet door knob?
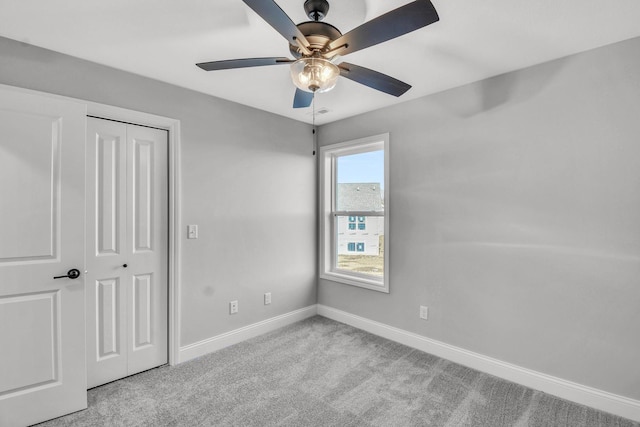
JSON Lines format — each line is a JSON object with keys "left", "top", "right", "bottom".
{"left": 123, "top": 264, "right": 128, "bottom": 268}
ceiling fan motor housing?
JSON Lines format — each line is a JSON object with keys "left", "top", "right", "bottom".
{"left": 289, "top": 21, "right": 342, "bottom": 58}
{"left": 304, "top": 0, "right": 330, "bottom": 21}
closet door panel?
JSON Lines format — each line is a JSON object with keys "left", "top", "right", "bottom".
{"left": 86, "top": 118, "right": 128, "bottom": 388}
{"left": 126, "top": 125, "right": 168, "bottom": 376}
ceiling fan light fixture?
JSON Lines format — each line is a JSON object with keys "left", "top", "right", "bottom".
{"left": 290, "top": 57, "right": 339, "bottom": 93}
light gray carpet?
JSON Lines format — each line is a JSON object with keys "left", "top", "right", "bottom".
{"left": 38, "top": 316, "right": 638, "bottom": 426}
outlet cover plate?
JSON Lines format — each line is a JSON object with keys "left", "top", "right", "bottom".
{"left": 419, "top": 305, "right": 428, "bottom": 320}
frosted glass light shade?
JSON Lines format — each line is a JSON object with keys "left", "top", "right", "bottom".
{"left": 290, "top": 57, "right": 339, "bottom": 93}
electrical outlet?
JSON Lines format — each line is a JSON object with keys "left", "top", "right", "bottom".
{"left": 229, "top": 300, "right": 238, "bottom": 314}
{"left": 419, "top": 305, "right": 428, "bottom": 320}
{"left": 264, "top": 292, "right": 271, "bottom": 305}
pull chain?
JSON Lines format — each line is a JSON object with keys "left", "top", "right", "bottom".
{"left": 312, "top": 91, "right": 316, "bottom": 155}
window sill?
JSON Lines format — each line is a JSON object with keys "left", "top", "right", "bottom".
{"left": 320, "top": 270, "right": 389, "bottom": 293}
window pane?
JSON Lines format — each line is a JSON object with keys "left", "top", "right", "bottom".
{"left": 335, "top": 215, "right": 384, "bottom": 277}
{"left": 336, "top": 150, "right": 384, "bottom": 212}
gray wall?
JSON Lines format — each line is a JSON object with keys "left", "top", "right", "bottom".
{"left": 0, "top": 37, "right": 316, "bottom": 346}
{"left": 317, "top": 37, "right": 640, "bottom": 400}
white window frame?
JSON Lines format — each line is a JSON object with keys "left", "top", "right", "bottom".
{"left": 319, "top": 133, "right": 390, "bottom": 293}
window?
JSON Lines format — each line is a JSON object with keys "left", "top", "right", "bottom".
{"left": 319, "top": 133, "right": 389, "bottom": 293}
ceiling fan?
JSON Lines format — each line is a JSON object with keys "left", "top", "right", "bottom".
{"left": 196, "top": 0, "right": 439, "bottom": 108}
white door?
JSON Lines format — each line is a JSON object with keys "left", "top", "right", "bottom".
{"left": 0, "top": 87, "right": 87, "bottom": 426}
{"left": 86, "top": 117, "right": 168, "bottom": 388}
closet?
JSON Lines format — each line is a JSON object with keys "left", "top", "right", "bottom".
{"left": 85, "top": 117, "right": 168, "bottom": 388}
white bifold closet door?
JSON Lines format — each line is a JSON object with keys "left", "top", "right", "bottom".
{"left": 86, "top": 117, "right": 168, "bottom": 388}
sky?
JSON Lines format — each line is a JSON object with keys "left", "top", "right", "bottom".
{"left": 336, "top": 150, "right": 384, "bottom": 190}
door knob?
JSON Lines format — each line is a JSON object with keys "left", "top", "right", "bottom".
{"left": 123, "top": 264, "right": 128, "bottom": 268}
{"left": 53, "top": 268, "right": 81, "bottom": 279}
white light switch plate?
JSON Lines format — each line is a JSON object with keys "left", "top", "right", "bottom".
{"left": 187, "top": 224, "right": 198, "bottom": 239}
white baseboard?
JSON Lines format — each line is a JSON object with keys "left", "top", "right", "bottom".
{"left": 317, "top": 304, "right": 640, "bottom": 423}
{"left": 178, "top": 305, "right": 318, "bottom": 364}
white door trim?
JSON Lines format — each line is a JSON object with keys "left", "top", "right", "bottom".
{"left": 86, "top": 102, "right": 181, "bottom": 366}
{"left": 0, "top": 84, "right": 182, "bottom": 367}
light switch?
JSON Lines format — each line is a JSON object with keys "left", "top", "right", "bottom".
{"left": 187, "top": 225, "right": 198, "bottom": 239}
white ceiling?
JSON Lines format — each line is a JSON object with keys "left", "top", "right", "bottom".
{"left": 1, "top": 0, "right": 640, "bottom": 125}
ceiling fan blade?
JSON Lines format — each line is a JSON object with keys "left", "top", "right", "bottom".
{"left": 339, "top": 62, "right": 411, "bottom": 97}
{"left": 242, "top": 0, "right": 310, "bottom": 47}
{"left": 293, "top": 88, "right": 314, "bottom": 108}
{"left": 196, "top": 57, "right": 292, "bottom": 71}
{"left": 328, "top": 0, "right": 439, "bottom": 56}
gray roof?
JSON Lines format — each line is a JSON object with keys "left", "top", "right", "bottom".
{"left": 337, "top": 183, "right": 383, "bottom": 211}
